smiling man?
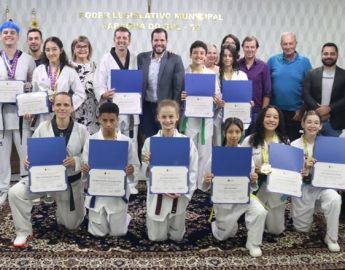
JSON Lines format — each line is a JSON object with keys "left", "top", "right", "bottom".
{"left": 137, "top": 28, "right": 184, "bottom": 139}
{"left": 26, "top": 28, "right": 43, "bottom": 66}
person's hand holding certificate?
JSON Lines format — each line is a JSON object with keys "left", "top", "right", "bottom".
{"left": 111, "top": 70, "right": 143, "bottom": 115}
{"left": 184, "top": 73, "right": 215, "bottom": 118}
{"left": 0, "top": 80, "right": 24, "bottom": 103}
{"left": 149, "top": 137, "right": 190, "bottom": 194}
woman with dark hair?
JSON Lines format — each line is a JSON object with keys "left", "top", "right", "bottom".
{"left": 71, "top": 36, "right": 99, "bottom": 134}
{"left": 220, "top": 34, "right": 241, "bottom": 57}
{"left": 242, "top": 105, "right": 289, "bottom": 236}
{"left": 32, "top": 36, "right": 85, "bottom": 126}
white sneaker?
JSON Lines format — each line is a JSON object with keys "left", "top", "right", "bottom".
{"left": 324, "top": 235, "right": 340, "bottom": 252}
{"left": 13, "top": 234, "right": 32, "bottom": 248}
{"left": 129, "top": 183, "right": 138, "bottom": 195}
{"left": 0, "top": 192, "right": 8, "bottom": 206}
{"left": 246, "top": 243, "right": 262, "bottom": 257}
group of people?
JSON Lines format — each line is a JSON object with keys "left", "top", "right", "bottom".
{"left": 0, "top": 19, "right": 344, "bottom": 257}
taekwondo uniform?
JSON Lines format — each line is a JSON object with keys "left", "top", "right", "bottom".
{"left": 82, "top": 130, "right": 140, "bottom": 236}
{"left": 141, "top": 129, "right": 198, "bottom": 241}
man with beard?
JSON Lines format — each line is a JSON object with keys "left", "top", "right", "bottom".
{"left": 137, "top": 28, "right": 184, "bottom": 139}
{"left": 303, "top": 43, "right": 345, "bottom": 136}
{"left": 26, "top": 28, "right": 43, "bottom": 66}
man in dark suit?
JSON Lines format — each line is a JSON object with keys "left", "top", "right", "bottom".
{"left": 303, "top": 42, "right": 345, "bottom": 136}
{"left": 137, "top": 28, "right": 184, "bottom": 139}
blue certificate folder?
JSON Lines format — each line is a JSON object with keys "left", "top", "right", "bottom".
{"left": 314, "top": 136, "right": 345, "bottom": 164}
{"left": 222, "top": 80, "right": 252, "bottom": 102}
{"left": 269, "top": 143, "right": 304, "bottom": 172}
{"left": 185, "top": 73, "right": 215, "bottom": 96}
{"left": 211, "top": 146, "right": 252, "bottom": 176}
{"left": 88, "top": 139, "right": 128, "bottom": 169}
{"left": 27, "top": 137, "right": 66, "bottom": 166}
{"left": 110, "top": 69, "right": 143, "bottom": 93}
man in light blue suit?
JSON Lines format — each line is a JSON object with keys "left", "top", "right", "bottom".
{"left": 137, "top": 28, "right": 184, "bottom": 140}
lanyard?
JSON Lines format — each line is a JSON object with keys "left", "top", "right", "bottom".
{"left": 261, "top": 134, "right": 278, "bottom": 163}
{"left": 1, "top": 50, "right": 20, "bottom": 79}
{"left": 48, "top": 65, "right": 61, "bottom": 93}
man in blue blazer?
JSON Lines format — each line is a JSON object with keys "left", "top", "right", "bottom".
{"left": 137, "top": 28, "right": 184, "bottom": 139}
{"left": 303, "top": 42, "right": 345, "bottom": 136}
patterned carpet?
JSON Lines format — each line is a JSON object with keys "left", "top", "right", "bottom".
{"left": 1, "top": 185, "right": 345, "bottom": 269}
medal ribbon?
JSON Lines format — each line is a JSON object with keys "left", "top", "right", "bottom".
{"left": 261, "top": 134, "right": 278, "bottom": 164}
{"left": 48, "top": 65, "right": 61, "bottom": 95}
{"left": 1, "top": 50, "right": 20, "bottom": 79}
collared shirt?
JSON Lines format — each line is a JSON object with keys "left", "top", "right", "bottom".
{"left": 146, "top": 51, "right": 165, "bottom": 102}
{"left": 238, "top": 58, "right": 272, "bottom": 113}
{"left": 267, "top": 52, "right": 312, "bottom": 111}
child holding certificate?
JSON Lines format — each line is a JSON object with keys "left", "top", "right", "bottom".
{"left": 180, "top": 40, "right": 222, "bottom": 190}
{"left": 81, "top": 102, "right": 140, "bottom": 237}
{"left": 203, "top": 117, "right": 267, "bottom": 257}
{"left": 242, "top": 105, "right": 289, "bottom": 236}
{"left": 141, "top": 99, "right": 198, "bottom": 242}
{"left": 291, "top": 111, "right": 341, "bottom": 252}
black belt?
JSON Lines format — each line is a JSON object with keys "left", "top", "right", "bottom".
{"left": 67, "top": 172, "right": 81, "bottom": 211}
{"left": 303, "top": 175, "right": 312, "bottom": 184}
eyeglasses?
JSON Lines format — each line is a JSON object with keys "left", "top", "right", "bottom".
{"left": 75, "top": 45, "right": 89, "bottom": 50}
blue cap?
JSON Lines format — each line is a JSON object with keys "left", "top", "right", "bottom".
{"left": 0, "top": 20, "right": 20, "bottom": 33}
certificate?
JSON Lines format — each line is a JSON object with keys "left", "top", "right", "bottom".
{"left": 223, "top": 102, "right": 251, "bottom": 123}
{"left": 16, "top": 92, "right": 49, "bottom": 116}
{"left": 0, "top": 80, "right": 24, "bottom": 103}
{"left": 29, "top": 165, "right": 67, "bottom": 193}
{"left": 185, "top": 96, "right": 214, "bottom": 118}
{"left": 88, "top": 169, "right": 126, "bottom": 196}
{"left": 267, "top": 168, "right": 302, "bottom": 197}
{"left": 113, "top": 92, "right": 142, "bottom": 115}
{"left": 150, "top": 166, "right": 189, "bottom": 194}
{"left": 312, "top": 162, "right": 345, "bottom": 189}
{"left": 212, "top": 176, "right": 250, "bottom": 204}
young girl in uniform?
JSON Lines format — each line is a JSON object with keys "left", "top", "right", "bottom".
{"left": 203, "top": 117, "right": 267, "bottom": 257}
{"left": 141, "top": 99, "right": 198, "bottom": 241}
{"left": 291, "top": 110, "right": 341, "bottom": 252}
{"left": 242, "top": 105, "right": 289, "bottom": 236}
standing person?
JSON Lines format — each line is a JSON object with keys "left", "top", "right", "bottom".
{"left": 267, "top": 32, "right": 312, "bottom": 141}
{"left": 93, "top": 26, "right": 139, "bottom": 194}
{"left": 32, "top": 36, "right": 86, "bottom": 126}
{"left": 81, "top": 102, "right": 140, "bottom": 236}
{"left": 214, "top": 44, "right": 247, "bottom": 145}
{"left": 8, "top": 93, "right": 88, "bottom": 247}
{"left": 220, "top": 34, "right": 241, "bottom": 59}
{"left": 203, "top": 117, "right": 267, "bottom": 257}
{"left": 0, "top": 20, "right": 35, "bottom": 205}
{"left": 291, "top": 110, "right": 341, "bottom": 252}
{"left": 303, "top": 43, "right": 345, "bottom": 137}
{"left": 141, "top": 99, "right": 198, "bottom": 241}
{"left": 26, "top": 28, "right": 43, "bottom": 66}
{"left": 205, "top": 43, "right": 219, "bottom": 73}
{"left": 137, "top": 28, "right": 185, "bottom": 140}
{"left": 71, "top": 36, "right": 99, "bottom": 135}
{"left": 238, "top": 36, "right": 271, "bottom": 135}
{"left": 181, "top": 40, "right": 221, "bottom": 189}
{"left": 242, "top": 105, "right": 289, "bottom": 235}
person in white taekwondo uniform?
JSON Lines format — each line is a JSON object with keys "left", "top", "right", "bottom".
{"left": 141, "top": 99, "right": 198, "bottom": 242}
{"left": 242, "top": 105, "right": 289, "bottom": 236}
{"left": 31, "top": 36, "right": 85, "bottom": 127}
{"left": 180, "top": 41, "right": 221, "bottom": 190}
{"left": 8, "top": 93, "right": 88, "bottom": 248}
{"left": 81, "top": 102, "right": 140, "bottom": 236}
{"left": 93, "top": 26, "right": 139, "bottom": 194}
{"left": 0, "top": 20, "right": 35, "bottom": 206}
{"left": 291, "top": 110, "right": 341, "bottom": 252}
{"left": 203, "top": 117, "right": 267, "bottom": 257}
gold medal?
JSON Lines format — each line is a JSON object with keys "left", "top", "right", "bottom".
{"left": 261, "top": 163, "right": 272, "bottom": 175}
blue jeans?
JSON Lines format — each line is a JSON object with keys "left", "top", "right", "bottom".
{"left": 321, "top": 121, "right": 341, "bottom": 137}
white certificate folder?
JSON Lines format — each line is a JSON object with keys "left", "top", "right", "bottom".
{"left": 88, "top": 139, "right": 128, "bottom": 197}
{"left": 211, "top": 147, "right": 252, "bottom": 204}
{"left": 111, "top": 69, "right": 143, "bottom": 115}
{"left": 222, "top": 80, "right": 252, "bottom": 124}
{"left": 28, "top": 137, "right": 67, "bottom": 193}
{"left": 184, "top": 73, "right": 215, "bottom": 118}
{"left": 312, "top": 136, "right": 345, "bottom": 189}
{"left": 267, "top": 143, "right": 304, "bottom": 198}
{"left": 149, "top": 137, "right": 190, "bottom": 194}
